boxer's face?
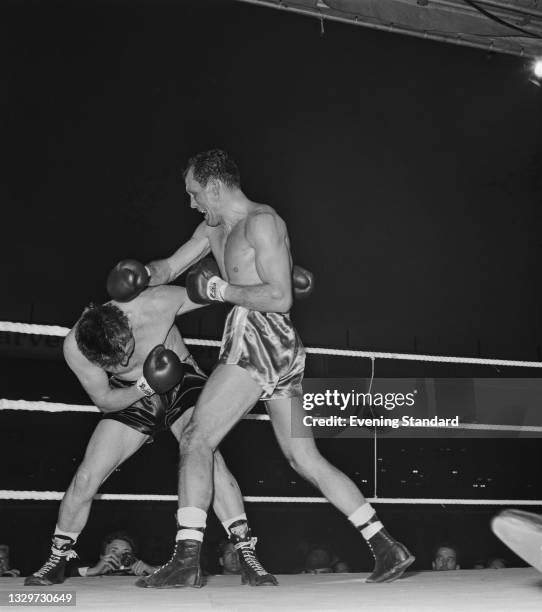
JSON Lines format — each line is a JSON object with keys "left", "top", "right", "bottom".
{"left": 185, "top": 168, "right": 220, "bottom": 227}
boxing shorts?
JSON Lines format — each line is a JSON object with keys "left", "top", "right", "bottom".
{"left": 218, "top": 306, "right": 305, "bottom": 400}
{"left": 104, "top": 355, "right": 207, "bottom": 437}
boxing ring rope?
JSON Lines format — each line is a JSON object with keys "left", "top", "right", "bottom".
{"left": 2, "top": 320, "right": 542, "bottom": 507}
{"left": 3, "top": 399, "right": 542, "bottom": 433}
{"left": 1, "top": 320, "right": 542, "bottom": 367}
{"left": 1, "top": 490, "right": 542, "bottom": 505}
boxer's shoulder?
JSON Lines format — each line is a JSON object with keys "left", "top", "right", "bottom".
{"left": 245, "top": 206, "right": 287, "bottom": 241}
{"left": 193, "top": 219, "right": 214, "bottom": 239}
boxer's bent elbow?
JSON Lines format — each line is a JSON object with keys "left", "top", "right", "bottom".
{"left": 269, "top": 287, "right": 292, "bottom": 313}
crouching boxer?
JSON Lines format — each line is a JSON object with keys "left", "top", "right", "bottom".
{"left": 25, "top": 274, "right": 275, "bottom": 587}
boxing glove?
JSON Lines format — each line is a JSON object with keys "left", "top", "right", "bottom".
{"left": 136, "top": 345, "right": 185, "bottom": 395}
{"left": 107, "top": 259, "right": 150, "bottom": 302}
{"left": 292, "top": 265, "right": 314, "bottom": 300}
{"left": 186, "top": 258, "right": 228, "bottom": 304}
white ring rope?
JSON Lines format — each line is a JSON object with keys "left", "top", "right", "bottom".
{"left": 2, "top": 320, "right": 542, "bottom": 367}
{"left": 3, "top": 320, "right": 542, "bottom": 508}
{"left": 0, "top": 490, "right": 541, "bottom": 505}
{"left": 2, "top": 399, "right": 541, "bottom": 432}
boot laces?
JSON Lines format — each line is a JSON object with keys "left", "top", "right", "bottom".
{"left": 35, "top": 548, "right": 77, "bottom": 577}
{"left": 235, "top": 537, "right": 268, "bottom": 577}
{"left": 150, "top": 541, "right": 181, "bottom": 576}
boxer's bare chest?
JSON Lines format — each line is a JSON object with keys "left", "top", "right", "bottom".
{"left": 209, "top": 220, "right": 259, "bottom": 284}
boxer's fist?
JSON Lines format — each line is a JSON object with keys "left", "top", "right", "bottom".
{"left": 136, "top": 345, "right": 185, "bottom": 395}
{"left": 186, "top": 258, "right": 228, "bottom": 304}
{"left": 292, "top": 265, "right": 314, "bottom": 300}
{"left": 107, "top": 259, "right": 150, "bottom": 302}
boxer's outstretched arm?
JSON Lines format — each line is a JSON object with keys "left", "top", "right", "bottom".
{"left": 63, "top": 334, "right": 145, "bottom": 413}
{"left": 224, "top": 213, "right": 292, "bottom": 313}
{"left": 146, "top": 222, "right": 211, "bottom": 285}
{"left": 150, "top": 285, "right": 205, "bottom": 319}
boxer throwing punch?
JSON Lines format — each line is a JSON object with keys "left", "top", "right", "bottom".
{"left": 123, "top": 150, "right": 413, "bottom": 588}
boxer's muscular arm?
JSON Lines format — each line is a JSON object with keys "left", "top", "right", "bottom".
{"left": 224, "top": 213, "right": 292, "bottom": 313}
{"left": 63, "top": 333, "right": 145, "bottom": 413}
{"left": 146, "top": 222, "right": 211, "bottom": 285}
{"left": 151, "top": 285, "right": 204, "bottom": 318}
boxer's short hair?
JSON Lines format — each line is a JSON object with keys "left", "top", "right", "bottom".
{"left": 185, "top": 149, "right": 240, "bottom": 189}
{"left": 75, "top": 303, "right": 132, "bottom": 369}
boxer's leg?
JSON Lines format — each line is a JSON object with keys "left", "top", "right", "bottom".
{"left": 266, "top": 395, "right": 365, "bottom": 515}
{"left": 25, "top": 420, "right": 148, "bottom": 585}
{"left": 170, "top": 408, "right": 277, "bottom": 586}
{"left": 59, "top": 419, "right": 148, "bottom": 532}
{"left": 138, "top": 364, "right": 263, "bottom": 589}
{"left": 266, "top": 395, "right": 414, "bottom": 583}
{"left": 179, "top": 364, "right": 263, "bottom": 511}
{"left": 170, "top": 408, "right": 245, "bottom": 523}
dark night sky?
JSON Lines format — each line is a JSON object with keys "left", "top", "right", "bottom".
{"left": 2, "top": 0, "right": 542, "bottom": 358}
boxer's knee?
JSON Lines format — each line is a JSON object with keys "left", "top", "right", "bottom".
{"left": 180, "top": 422, "right": 216, "bottom": 456}
{"left": 71, "top": 465, "right": 99, "bottom": 500}
{"left": 287, "top": 446, "right": 322, "bottom": 481}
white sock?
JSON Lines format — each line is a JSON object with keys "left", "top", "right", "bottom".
{"left": 347, "top": 503, "right": 383, "bottom": 540}
{"left": 348, "top": 503, "right": 375, "bottom": 526}
{"left": 54, "top": 526, "right": 79, "bottom": 543}
{"left": 221, "top": 513, "right": 247, "bottom": 535}
{"left": 176, "top": 507, "right": 207, "bottom": 542}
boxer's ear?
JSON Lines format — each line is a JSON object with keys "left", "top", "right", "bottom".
{"left": 207, "top": 178, "right": 221, "bottom": 199}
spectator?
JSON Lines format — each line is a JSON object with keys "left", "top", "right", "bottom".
{"left": 486, "top": 557, "right": 506, "bottom": 569}
{"left": 333, "top": 560, "right": 351, "bottom": 573}
{"left": 303, "top": 546, "right": 349, "bottom": 574}
{"left": 432, "top": 544, "right": 460, "bottom": 571}
{"left": 0, "top": 545, "right": 20, "bottom": 577}
{"left": 304, "top": 547, "right": 334, "bottom": 574}
{"left": 67, "top": 531, "right": 156, "bottom": 577}
{"left": 217, "top": 541, "right": 241, "bottom": 575}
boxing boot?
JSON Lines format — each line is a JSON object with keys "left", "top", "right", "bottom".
{"left": 135, "top": 539, "right": 203, "bottom": 589}
{"left": 25, "top": 536, "right": 77, "bottom": 586}
{"left": 365, "top": 528, "right": 415, "bottom": 583}
{"left": 231, "top": 532, "right": 278, "bottom": 586}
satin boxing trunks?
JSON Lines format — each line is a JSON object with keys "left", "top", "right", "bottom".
{"left": 104, "top": 355, "right": 207, "bottom": 437}
{"left": 218, "top": 306, "right": 305, "bottom": 400}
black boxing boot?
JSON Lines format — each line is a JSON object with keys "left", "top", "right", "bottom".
{"left": 135, "top": 539, "right": 203, "bottom": 589}
{"left": 365, "top": 527, "right": 415, "bottom": 583}
{"left": 25, "top": 536, "right": 77, "bottom": 586}
{"left": 231, "top": 532, "right": 278, "bottom": 586}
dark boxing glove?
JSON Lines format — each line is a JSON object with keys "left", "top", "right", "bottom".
{"left": 292, "top": 265, "right": 314, "bottom": 300}
{"left": 107, "top": 259, "right": 150, "bottom": 302}
{"left": 186, "top": 258, "right": 229, "bottom": 304}
{"left": 136, "top": 345, "right": 185, "bottom": 395}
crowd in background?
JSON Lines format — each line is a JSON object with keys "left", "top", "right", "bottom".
{"left": 0, "top": 534, "right": 513, "bottom": 579}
